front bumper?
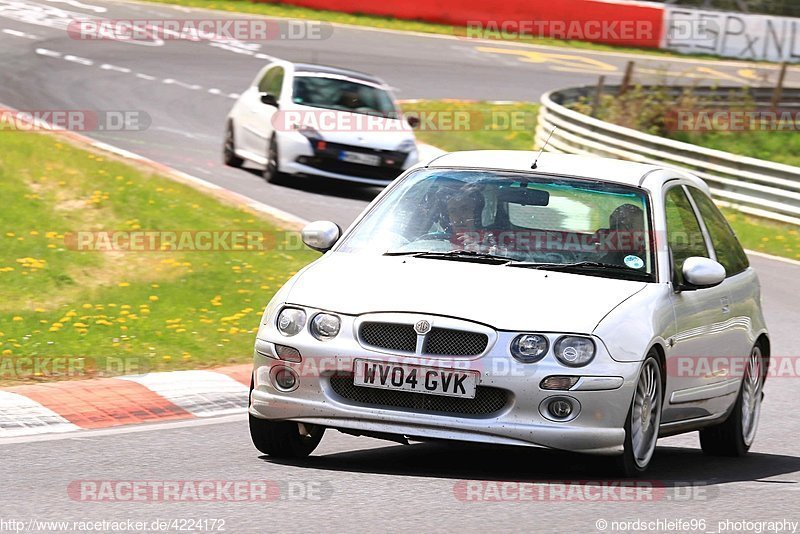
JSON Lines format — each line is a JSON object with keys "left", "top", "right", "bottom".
{"left": 250, "top": 312, "right": 642, "bottom": 455}
{"left": 276, "top": 132, "right": 417, "bottom": 186}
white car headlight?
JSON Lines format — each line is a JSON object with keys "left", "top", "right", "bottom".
{"left": 310, "top": 313, "right": 340, "bottom": 340}
{"left": 554, "top": 336, "right": 596, "bottom": 367}
{"left": 277, "top": 307, "right": 306, "bottom": 336}
{"left": 396, "top": 139, "right": 416, "bottom": 152}
{"left": 510, "top": 334, "right": 548, "bottom": 363}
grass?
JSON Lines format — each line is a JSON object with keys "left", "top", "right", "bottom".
{"left": 0, "top": 130, "right": 318, "bottom": 384}
{"left": 135, "top": 0, "right": 736, "bottom": 61}
{"left": 721, "top": 209, "right": 800, "bottom": 260}
{"left": 668, "top": 130, "right": 800, "bottom": 167}
{"left": 401, "top": 100, "right": 539, "bottom": 152}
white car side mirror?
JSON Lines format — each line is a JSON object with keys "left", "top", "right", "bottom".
{"left": 301, "top": 220, "right": 341, "bottom": 253}
{"left": 682, "top": 256, "right": 726, "bottom": 289}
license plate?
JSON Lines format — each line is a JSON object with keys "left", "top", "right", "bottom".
{"left": 339, "top": 151, "right": 381, "bottom": 166}
{"left": 353, "top": 359, "right": 478, "bottom": 399}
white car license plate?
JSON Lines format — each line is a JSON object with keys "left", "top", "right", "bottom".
{"left": 339, "top": 151, "right": 382, "bottom": 166}
{"left": 353, "top": 359, "right": 478, "bottom": 399}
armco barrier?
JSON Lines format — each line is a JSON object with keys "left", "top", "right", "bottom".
{"left": 535, "top": 85, "right": 800, "bottom": 226}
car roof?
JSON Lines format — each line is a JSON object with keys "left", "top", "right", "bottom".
{"left": 292, "top": 63, "right": 385, "bottom": 85}
{"left": 425, "top": 150, "right": 701, "bottom": 190}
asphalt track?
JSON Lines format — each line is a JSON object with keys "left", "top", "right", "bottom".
{"left": 0, "top": 1, "right": 799, "bottom": 532}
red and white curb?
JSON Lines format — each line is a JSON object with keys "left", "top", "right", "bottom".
{"left": 0, "top": 365, "right": 251, "bottom": 438}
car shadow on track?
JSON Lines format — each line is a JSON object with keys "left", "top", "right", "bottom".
{"left": 261, "top": 441, "right": 800, "bottom": 485}
{"left": 242, "top": 166, "right": 384, "bottom": 203}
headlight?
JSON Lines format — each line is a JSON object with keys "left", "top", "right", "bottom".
{"left": 310, "top": 313, "right": 340, "bottom": 340}
{"left": 276, "top": 307, "right": 306, "bottom": 336}
{"left": 396, "top": 139, "right": 416, "bottom": 152}
{"left": 510, "top": 334, "right": 548, "bottom": 363}
{"left": 554, "top": 336, "right": 596, "bottom": 367}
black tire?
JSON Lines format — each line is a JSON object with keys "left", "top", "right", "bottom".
{"left": 248, "top": 376, "right": 324, "bottom": 458}
{"left": 223, "top": 121, "right": 244, "bottom": 168}
{"left": 616, "top": 353, "right": 663, "bottom": 477}
{"left": 699, "top": 344, "right": 765, "bottom": 456}
{"left": 263, "top": 135, "right": 283, "bottom": 184}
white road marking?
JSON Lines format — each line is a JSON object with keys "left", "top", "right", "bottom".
{"left": 44, "top": 0, "right": 106, "bottom": 13}
{"left": 100, "top": 63, "right": 131, "bottom": 73}
{"left": 254, "top": 53, "right": 277, "bottom": 61}
{"left": 119, "top": 370, "right": 249, "bottom": 417}
{"left": 208, "top": 88, "right": 221, "bottom": 95}
{"left": 35, "top": 47, "right": 61, "bottom": 57}
{"left": 63, "top": 54, "right": 93, "bottom": 66}
{"left": 227, "top": 92, "right": 240, "bottom": 99}
{"left": 2, "top": 27, "right": 37, "bottom": 38}
{"left": 745, "top": 249, "right": 800, "bottom": 267}
{"left": 135, "top": 72, "right": 156, "bottom": 80}
{"left": 0, "top": 391, "right": 81, "bottom": 438}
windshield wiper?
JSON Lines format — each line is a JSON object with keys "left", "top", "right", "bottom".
{"left": 383, "top": 250, "right": 515, "bottom": 264}
{"left": 507, "top": 261, "right": 652, "bottom": 280}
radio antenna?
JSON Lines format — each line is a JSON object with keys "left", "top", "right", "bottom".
{"left": 531, "top": 126, "right": 557, "bottom": 169}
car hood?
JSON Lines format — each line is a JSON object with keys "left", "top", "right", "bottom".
{"left": 286, "top": 104, "right": 415, "bottom": 150}
{"left": 285, "top": 253, "right": 648, "bottom": 333}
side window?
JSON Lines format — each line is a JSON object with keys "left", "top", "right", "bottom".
{"left": 688, "top": 187, "right": 749, "bottom": 276}
{"left": 665, "top": 186, "right": 709, "bottom": 284}
{"left": 257, "top": 67, "right": 284, "bottom": 97}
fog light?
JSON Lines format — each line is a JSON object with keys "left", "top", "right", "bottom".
{"left": 548, "top": 399, "right": 573, "bottom": 419}
{"left": 273, "top": 367, "right": 298, "bottom": 391}
{"left": 540, "top": 376, "right": 580, "bottom": 390}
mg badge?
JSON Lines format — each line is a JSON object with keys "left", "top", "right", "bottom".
{"left": 414, "top": 319, "right": 431, "bottom": 335}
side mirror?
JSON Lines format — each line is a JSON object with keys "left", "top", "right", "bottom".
{"left": 681, "top": 257, "right": 726, "bottom": 290}
{"left": 406, "top": 115, "right": 420, "bottom": 128}
{"left": 260, "top": 93, "right": 279, "bottom": 107}
{"left": 301, "top": 220, "right": 341, "bottom": 253}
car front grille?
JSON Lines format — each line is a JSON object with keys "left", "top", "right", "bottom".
{"left": 328, "top": 374, "right": 509, "bottom": 417}
{"left": 359, "top": 322, "right": 417, "bottom": 353}
{"left": 358, "top": 322, "right": 489, "bottom": 356}
{"left": 423, "top": 328, "right": 488, "bottom": 356}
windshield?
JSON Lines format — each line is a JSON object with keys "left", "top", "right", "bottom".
{"left": 291, "top": 75, "right": 397, "bottom": 117}
{"left": 337, "top": 168, "right": 655, "bottom": 279}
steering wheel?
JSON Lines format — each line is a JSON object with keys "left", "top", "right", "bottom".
{"left": 410, "top": 231, "right": 451, "bottom": 242}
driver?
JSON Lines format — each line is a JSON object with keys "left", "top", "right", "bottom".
{"left": 604, "top": 203, "right": 646, "bottom": 266}
{"left": 444, "top": 184, "right": 484, "bottom": 231}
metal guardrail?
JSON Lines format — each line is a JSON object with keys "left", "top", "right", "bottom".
{"left": 535, "top": 86, "right": 800, "bottom": 226}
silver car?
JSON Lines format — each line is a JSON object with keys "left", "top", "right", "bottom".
{"left": 249, "top": 151, "right": 769, "bottom": 475}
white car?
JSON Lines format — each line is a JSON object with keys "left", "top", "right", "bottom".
{"left": 249, "top": 151, "right": 769, "bottom": 475}
{"left": 224, "top": 61, "right": 419, "bottom": 185}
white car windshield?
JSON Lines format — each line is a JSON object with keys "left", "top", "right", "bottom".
{"left": 337, "top": 169, "right": 655, "bottom": 279}
{"left": 292, "top": 76, "right": 397, "bottom": 117}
